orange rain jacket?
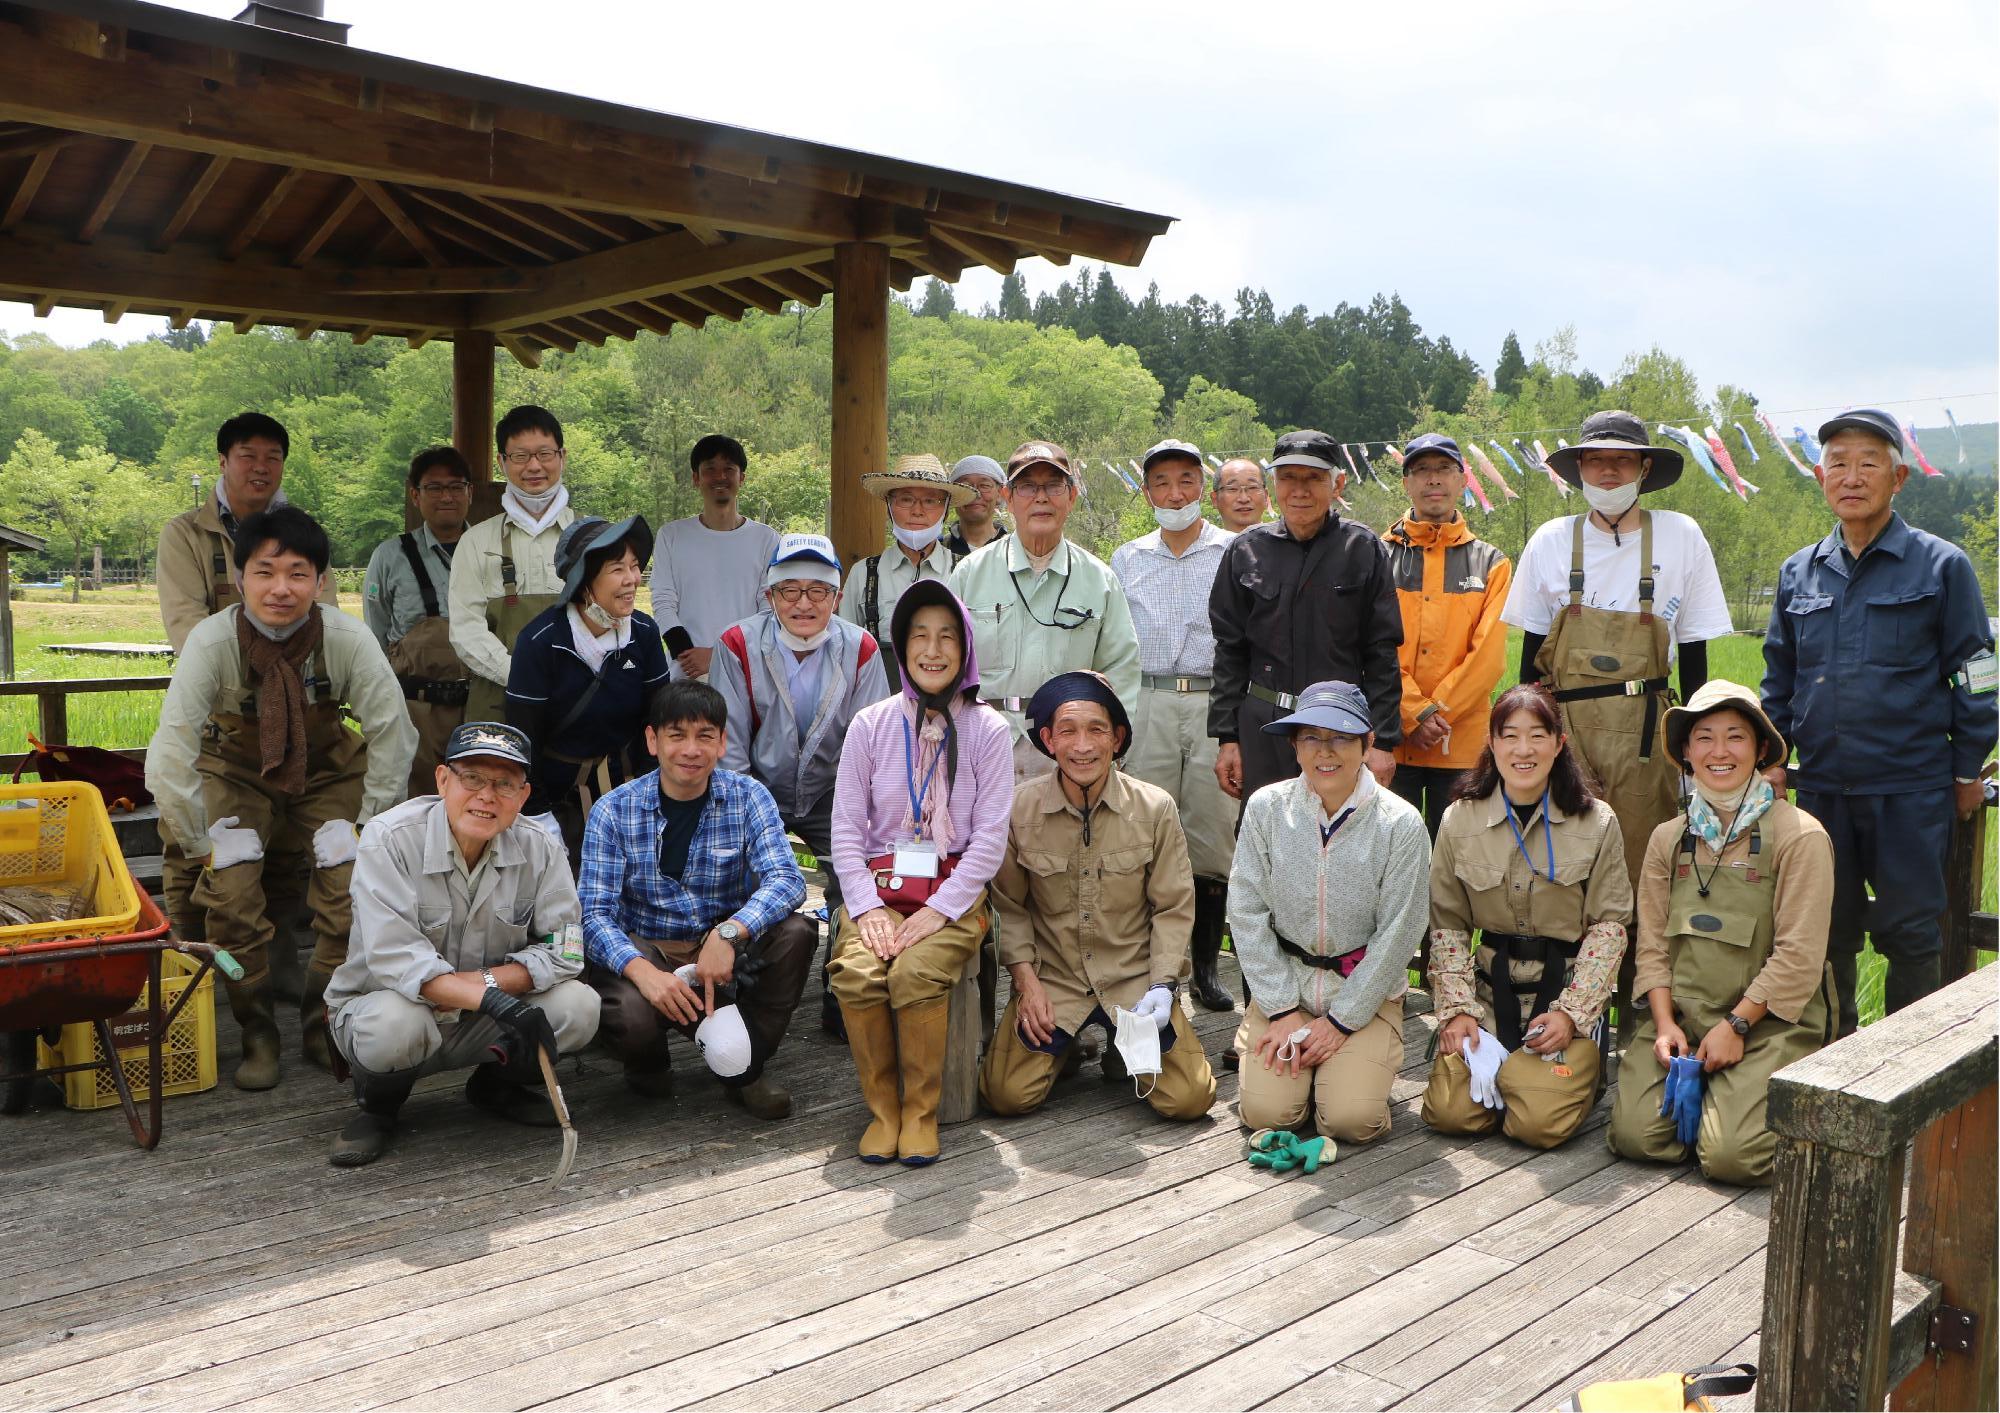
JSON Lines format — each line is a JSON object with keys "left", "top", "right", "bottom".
{"left": 1382, "top": 513, "right": 1512, "bottom": 770}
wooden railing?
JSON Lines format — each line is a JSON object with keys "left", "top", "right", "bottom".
{"left": 0, "top": 675, "right": 169, "bottom": 775}
{"left": 1757, "top": 967, "right": 1998, "bottom": 1410}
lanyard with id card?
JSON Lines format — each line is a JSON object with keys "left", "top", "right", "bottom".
{"left": 869, "top": 716, "right": 958, "bottom": 914}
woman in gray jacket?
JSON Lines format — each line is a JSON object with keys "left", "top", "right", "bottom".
{"left": 1229, "top": 680, "right": 1431, "bottom": 1143}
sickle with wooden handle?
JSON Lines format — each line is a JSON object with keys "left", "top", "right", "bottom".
{"left": 534, "top": 1043, "right": 577, "bottom": 1186}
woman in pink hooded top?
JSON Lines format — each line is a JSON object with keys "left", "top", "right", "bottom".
{"left": 827, "top": 579, "right": 1014, "bottom": 1166}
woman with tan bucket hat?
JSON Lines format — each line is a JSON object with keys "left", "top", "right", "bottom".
{"left": 839, "top": 455, "right": 973, "bottom": 691}
{"left": 1607, "top": 679, "right": 1837, "bottom": 1185}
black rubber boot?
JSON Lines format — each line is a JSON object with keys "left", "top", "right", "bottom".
{"left": 465, "top": 1061, "right": 559, "bottom": 1127}
{"left": 329, "top": 1072, "right": 415, "bottom": 1167}
{"left": 1883, "top": 954, "right": 1943, "bottom": 1018}
{"left": 1189, "top": 880, "right": 1235, "bottom": 1012}
{"left": 1830, "top": 951, "right": 1861, "bottom": 1038}
{"left": 299, "top": 971, "right": 336, "bottom": 1074}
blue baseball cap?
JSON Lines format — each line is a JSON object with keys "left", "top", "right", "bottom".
{"left": 1816, "top": 407, "right": 1906, "bottom": 461}
{"left": 1400, "top": 433, "right": 1464, "bottom": 471}
{"left": 765, "top": 532, "right": 842, "bottom": 588}
{"left": 1261, "top": 680, "right": 1372, "bottom": 738}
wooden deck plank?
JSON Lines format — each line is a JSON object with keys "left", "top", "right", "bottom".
{"left": 1256, "top": 1363, "right": 1405, "bottom": 1411}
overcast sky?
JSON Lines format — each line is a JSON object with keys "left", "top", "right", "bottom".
{"left": 7, "top": 0, "right": 1996, "bottom": 434}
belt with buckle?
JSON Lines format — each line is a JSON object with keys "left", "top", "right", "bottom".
{"left": 1247, "top": 683, "right": 1298, "bottom": 710}
{"left": 1143, "top": 673, "right": 1212, "bottom": 693}
{"left": 399, "top": 677, "right": 471, "bottom": 706}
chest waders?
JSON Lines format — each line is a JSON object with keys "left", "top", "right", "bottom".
{"left": 190, "top": 638, "right": 367, "bottom": 1087}
{"left": 465, "top": 519, "right": 562, "bottom": 724}
{"left": 1534, "top": 511, "right": 1680, "bottom": 1043}
{"left": 387, "top": 533, "right": 471, "bottom": 795}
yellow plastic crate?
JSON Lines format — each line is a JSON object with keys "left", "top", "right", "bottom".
{"left": 0, "top": 781, "right": 141, "bottom": 945}
{"left": 36, "top": 950, "right": 218, "bottom": 1109}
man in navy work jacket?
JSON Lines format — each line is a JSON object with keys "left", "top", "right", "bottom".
{"left": 1761, "top": 406, "right": 1997, "bottom": 1036}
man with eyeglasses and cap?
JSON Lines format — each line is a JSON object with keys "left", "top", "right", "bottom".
{"left": 1112, "top": 438, "right": 1239, "bottom": 1012}
{"left": 948, "top": 439, "right": 1141, "bottom": 779}
{"left": 715, "top": 533, "right": 893, "bottom": 1030}
{"left": 944, "top": 454, "right": 1010, "bottom": 558}
{"left": 979, "top": 671, "right": 1215, "bottom": 1122}
{"left": 1761, "top": 406, "right": 1997, "bottom": 1034}
{"left": 1210, "top": 429, "right": 1405, "bottom": 807}
{"left": 325, "top": 722, "right": 601, "bottom": 1167}
{"left": 362, "top": 445, "right": 475, "bottom": 798}
{"left": 1501, "top": 410, "right": 1732, "bottom": 1044}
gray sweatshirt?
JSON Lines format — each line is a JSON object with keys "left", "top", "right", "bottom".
{"left": 1226, "top": 770, "right": 1431, "bottom": 1032}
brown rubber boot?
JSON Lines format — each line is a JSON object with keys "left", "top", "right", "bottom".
{"left": 299, "top": 971, "right": 335, "bottom": 1074}
{"left": 726, "top": 1074, "right": 792, "bottom": 1120}
{"left": 226, "top": 982, "right": 282, "bottom": 1091}
{"left": 840, "top": 1003, "right": 901, "bottom": 1163}
{"left": 894, "top": 1000, "right": 950, "bottom": 1166}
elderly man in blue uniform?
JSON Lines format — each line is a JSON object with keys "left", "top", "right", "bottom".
{"left": 1762, "top": 406, "right": 1997, "bottom": 1035}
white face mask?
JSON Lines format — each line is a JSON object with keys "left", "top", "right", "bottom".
{"left": 890, "top": 519, "right": 945, "bottom": 553}
{"left": 1580, "top": 480, "right": 1640, "bottom": 518}
{"left": 507, "top": 482, "right": 562, "bottom": 514}
{"left": 1152, "top": 502, "right": 1204, "bottom": 532}
{"left": 1112, "top": 1005, "right": 1163, "bottom": 1099}
{"left": 776, "top": 623, "right": 832, "bottom": 653}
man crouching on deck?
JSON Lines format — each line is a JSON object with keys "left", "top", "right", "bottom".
{"left": 979, "top": 671, "right": 1217, "bottom": 1121}
{"left": 326, "top": 722, "right": 600, "bottom": 1167}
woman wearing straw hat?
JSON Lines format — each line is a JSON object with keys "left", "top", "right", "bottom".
{"left": 839, "top": 455, "right": 974, "bottom": 691}
{"left": 1607, "top": 680, "right": 1836, "bottom": 1186}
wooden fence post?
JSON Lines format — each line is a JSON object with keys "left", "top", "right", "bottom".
{"left": 1892, "top": 1082, "right": 2000, "bottom": 1412}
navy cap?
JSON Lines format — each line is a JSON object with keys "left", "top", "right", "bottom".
{"left": 1816, "top": 407, "right": 1906, "bottom": 461}
{"left": 1268, "top": 429, "right": 1341, "bottom": 474}
{"left": 444, "top": 721, "right": 532, "bottom": 769}
{"left": 1400, "top": 433, "right": 1464, "bottom": 471}
{"left": 1261, "top": 680, "right": 1372, "bottom": 738}
{"left": 1141, "top": 438, "right": 1206, "bottom": 474}
{"left": 1025, "top": 670, "right": 1133, "bottom": 760}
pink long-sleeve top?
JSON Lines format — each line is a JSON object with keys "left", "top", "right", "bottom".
{"left": 829, "top": 694, "right": 1015, "bottom": 921}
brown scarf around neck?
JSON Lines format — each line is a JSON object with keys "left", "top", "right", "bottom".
{"left": 234, "top": 606, "right": 325, "bottom": 794}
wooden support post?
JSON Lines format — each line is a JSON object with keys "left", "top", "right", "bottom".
{"left": 449, "top": 329, "right": 499, "bottom": 529}
{"left": 1893, "top": 1083, "right": 2000, "bottom": 1412}
{"left": 37, "top": 684, "right": 68, "bottom": 746}
{"left": 1941, "top": 803, "right": 1988, "bottom": 982}
{"left": 829, "top": 241, "right": 888, "bottom": 567}
{"left": 0, "top": 549, "right": 12, "bottom": 682}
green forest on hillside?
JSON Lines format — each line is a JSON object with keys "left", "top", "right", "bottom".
{"left": 0, "top": 269, "right": 1992, "bottom": 623}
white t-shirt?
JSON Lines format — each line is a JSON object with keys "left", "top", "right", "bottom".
{"left": 1501, "top": 509, "right": 1733, "bottom": 661}
{"left": 650, "top": 515, "right": 783, "bottom": 677}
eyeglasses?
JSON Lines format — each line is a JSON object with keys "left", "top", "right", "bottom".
{"left": 446, "top": 765, "right": 528, "bottom": 798}
{"left": 502, "top": 448, "right": 565, "bottom": 467}
{"left": 1010, "top": 478, "right": 1071, "bottom": 501}
{"left": 417, "top": 479, "right": 470, "bottom": 495}
{"left": 770, "top": 583, "right": 834, "bottom": 605}
{"left": 1295, "top": 731, "right": 1365, "bottom": 753}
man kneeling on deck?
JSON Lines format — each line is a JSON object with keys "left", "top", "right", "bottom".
{"left": 580, "top": 681, "right": 814, "bottom": 1119}
{"left": 326, "top": 723, "right": 600, "bottom": 1167}
{"left": 979, "top": 671, "right": 1216, "bottom": 1121}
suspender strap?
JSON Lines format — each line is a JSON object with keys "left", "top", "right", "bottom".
{"left": 499, "top": 520, "right": 519, "bottom": 599}
{"left": 397, "top": 532, "right": 443, "bottom": 618}
{"left": 1566, "top": 515, "right": 1586, "bottom": 618}
{"left": 1637, "top": 509, "right": 1655, "bottom": 623}
{"left": 864, "top": 554, "right": 903, "bottom": 691}
{"left": 1477, "top": 931, "right": 1578, "bottom": 1049}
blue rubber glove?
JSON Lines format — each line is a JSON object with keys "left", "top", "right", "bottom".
{"left": 1660, "top": 1054, "right": 1705, "bottom": 1147}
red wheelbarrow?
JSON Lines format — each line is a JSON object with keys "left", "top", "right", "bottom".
{"left": 0, "top": 880, "right": 241, "bottom": 1149}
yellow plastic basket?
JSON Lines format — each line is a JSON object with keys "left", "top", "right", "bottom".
{"left": 0, "top": 781, "right": 141, "bottom": 944}
{"left": 36, "top": 949, "right": 219, "bottom": 1109}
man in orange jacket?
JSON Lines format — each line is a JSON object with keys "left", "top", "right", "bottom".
{"left": 1383, "top": 434, "right": 1512, "bottom": 835}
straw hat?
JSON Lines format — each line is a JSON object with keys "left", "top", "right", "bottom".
{"left": 861, "top": 453, "right": 973, "bottom": 507}
{"left": 1663, "top": 680, "right": 1787, "bottom": 772}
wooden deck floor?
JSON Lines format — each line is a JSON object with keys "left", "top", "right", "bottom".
{"left": 0, "top": 956, "right": 1771, "bottom": 1412}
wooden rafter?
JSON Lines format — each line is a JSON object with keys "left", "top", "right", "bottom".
{"left": 720, "top": 279, "right": 785, "bottom": 316}
{"left": 612, "top": 301, "right": 679, "bottom": 336}
{"left": 675, "top": 288, "right": 747, "bottom": 323}
{"left": 548, "top": 317, "right": 602, "bottom": 348}
{"left": 223, "top": 166, "right": 302, "bottom": 260}
{"left": 753, "top": 268, "right": 828, "bottom": 305}
{"left": 0, "top": 146, "right": 57, "bottom": 232}
{"left": 355, "top": 178, "right": 445, "bottom": 267}
{"left": 422, "top": 214, "right": 523, "bottom": 267}
{"left": 0, "top": 128, "right": 79, "bottom": 161}
{"left": 635, "top": 297, "right": 699, "bottom": 328}
{"left": 465, "top": 230, "right": 825, "bottom": 330}
{"left": 497, "top": 333, "right": 543, "bottom": 367}
{"left": 153, "top": 153, "right": 230, "bottom": 251}
{"left": 929, "top": 224, "right": 1018, "bottom": 274}
{"left": 401, "top": 188, "right": 555, "bottom": 261}
{"left": 103, "top": 299, "right": 130, "bottom": 323}
{"left": 466, "top": 194, "right": 590, "bottom": 253}
{"left": 288, "top": 180, "right": 364, "bottom": 266}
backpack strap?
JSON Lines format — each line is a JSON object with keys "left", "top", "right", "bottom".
{"left": 720, "top": 624, "right": 759, "bottom": 736}
{"left": 397, "top": 533, "right": 442, "bottom": 619}
{"left": 863, "top": 554, "right": 882, "bottom": 643}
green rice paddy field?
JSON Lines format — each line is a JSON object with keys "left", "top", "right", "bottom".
{"left": 4, "top": 591, "right": 1987, "bottom": 1024}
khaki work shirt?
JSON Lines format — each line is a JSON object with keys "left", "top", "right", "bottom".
{"left": 1632, "top": 799, "right": 1833, "bottom": 1023}
{"left": 326, "top": 795, "right": 583, "bottom": 1015}
{"left": 145, "top": 605, "right": 417, "bottom": 851}
{"left": 1428, "top": 792, "right": 1633, "bottom": 1030}
{"left": 992, "top": 768, "right": 1195, "bottom": 1033}
{"left": 361, "top": 523, "right": 458, "bottom": 648}
{"left": 157, "top": 493, "right": 337, "bottom": 652}
{"left": 446, "top": 507, "right": 574, "bottom": 688}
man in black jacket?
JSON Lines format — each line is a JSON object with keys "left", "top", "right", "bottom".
{"left": 1209, "top": 430, "right": 1405, "bottom": 807}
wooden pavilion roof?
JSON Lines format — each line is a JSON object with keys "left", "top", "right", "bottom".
{"left": 0, "top": 0, "right": 1173, "bottom": 365}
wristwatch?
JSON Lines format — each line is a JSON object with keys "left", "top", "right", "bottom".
{"left": 481, "top": 968, "right": 499, "bottom": 991}
{"left": 1726, "top": 1012, "right": 1751, "bottom": 1038}
{"left": 717, "top": 919, "right": 746, "bottom": 947}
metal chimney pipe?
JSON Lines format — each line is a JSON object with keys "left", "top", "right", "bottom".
{"left": 232, "top": 2, "right": 349, "bottom": 43}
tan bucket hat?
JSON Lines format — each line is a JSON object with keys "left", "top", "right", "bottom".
{"left": 861, "top": 453, "right": 974, "bottom": 507}
{"left": 1663, "top": 679, "right": 1787, "bottom": 771}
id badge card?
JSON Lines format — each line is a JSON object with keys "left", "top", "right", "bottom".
{"left": 1962, "top": 648, "right": 1998, "bottom": 696}
{"left": 891, "top": 839, "right": 940, "bottom": 879}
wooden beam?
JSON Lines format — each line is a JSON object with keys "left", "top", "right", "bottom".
{"left": 0, "top": 128, "right": 79, "bottom": 161}
{"left": 152, "top": 153, "right": 229, "bottom": 251}
{"left": 635, "top": 296, "right": 700, "bottom": 328}
{"left": 31, "top": 295, "right": 54, "bottom": 318}
{"left": 612, "top": 301, "right": 679, "bottom": 336}
{"left": 680, "top": 218, "right": 727, "bottom": 247}
{"left": 497, "top": 334, "right": 543, "bottom": 368}
{"left": 0, "top": 226, "right": 471, "bottom": 328}
{"left": 288, "top": 180, "right": 364, "bottom": 265}
{"left": 720, "top": 278, "right": 785, "bottom": 316}
{"left": 102, "top": 300, "right": 129, "bottom": 323}
{"left": 293, "top": 322, "right": 320, "bottom": 340}
{"left": 929, "top": 223, "right": 1018, "bottom": 274}
{"left": 356, "top": 179, "right": 446, "bottom": 267}
{"left": 223, "top": 166, "right": 302, "bottom": 259}
{"left": 167, "top": 308, "right": 195, "bottom": 330}
{"left": 674, "top": 287, "right": 747, "bottom": 323}
{"left": 465, "top": 229, "right": 827, "bottom": 330}
{"left": 830, "top": 242, "right": 889, "bottom": 566}
{"left": 233, "top": 311, "right": 261, "bottom": 334}
{"left": 1, "top": 145, "right": 57, "bottom": 232}
{"left": 753, "top": 268, "right": 828, "bottom": 305}
{"left": 548, "top": 317, "right": 605, "bottom": 348}
{"left": 422, "top": 214, "right": 523, "bottom": 267}
{"left": 887, "top": 258, "right": 919, "bottom": 292}
{"left": 401, "top": 187, "right": 555, "bottom": 261}
{"left": 328, "top": 266, "right": 541, "bottom": 295}
{"left": 467, "top": 194, "right": 589, "bottom": 253}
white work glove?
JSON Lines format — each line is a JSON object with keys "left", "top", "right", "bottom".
{"left": 1462, "top": 1027, "right": 1509, "bottom": 1111}
{"left": 312, "top": 819, "right": 359, "bottom": 869}
{"left": 524, "top": 812, "right": 564, "bottom": 845}
{"left": 205, "top": 815, "right": 264, "bottom": 870}
{"left": 1131, "top": 983, "right": 1176, "bottom": 1033}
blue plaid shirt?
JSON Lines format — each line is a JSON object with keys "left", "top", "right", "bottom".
{"left": 579, "top": 768, "right": 807, "bottom": 975}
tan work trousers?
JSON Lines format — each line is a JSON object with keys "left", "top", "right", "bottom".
{"left": 981, "top": 992, "right": 1216, "bottom": 1121}
{"left": 1235, "top": 997, "right": 1404, "bottom": 1143}
{"left": 826, "top": 898, "right": 987, "bottom": 1012}
{"left": 1125, "top": 684, "right": 1235, "bottom": 881}
{"left": 1420, "top": 1032, "right": 1601, "bottom": 1149}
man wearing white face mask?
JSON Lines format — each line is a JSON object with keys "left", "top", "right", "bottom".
{"left": 1112, "top": 439, "right": 1239, "bottom": 1014}
{"left": 839, "top": 455, "right": 972, "bottom": 691}
{"left": 1501, "top": 411, "right": 1731, "bottom": 1044}
{"left": 448, "top": 405, "right": 578, "bottom": 723}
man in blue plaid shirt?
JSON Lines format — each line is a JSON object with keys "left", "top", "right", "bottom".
{"left": 580, "top": 680, "right": 813, "bottom": 1119}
